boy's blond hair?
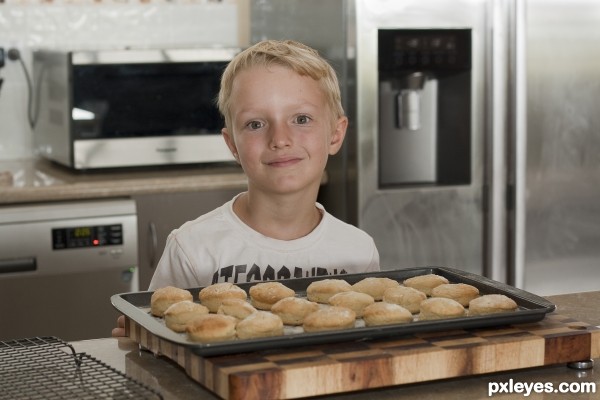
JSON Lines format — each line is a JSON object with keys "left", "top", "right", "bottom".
{"left": 217, "top": 39, "right": 345, "bottom": 130}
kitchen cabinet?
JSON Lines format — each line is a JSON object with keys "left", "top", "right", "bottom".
{"left": 133, "top": 189, "right": 241, "bottom": 290}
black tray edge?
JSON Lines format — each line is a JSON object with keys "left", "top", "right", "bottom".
{"left": 111, "top": 266, "right": 556, "bottom": 357}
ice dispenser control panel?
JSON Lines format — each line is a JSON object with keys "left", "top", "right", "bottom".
{"left": 378, "top": 29, "right": 471, "bottom": 72}
{"left": 52, "top": 224, "right": 123, "bottom": 250}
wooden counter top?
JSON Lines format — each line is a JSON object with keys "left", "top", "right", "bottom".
{"left": 0, "top": 158, "right": 248, "bottom": 205}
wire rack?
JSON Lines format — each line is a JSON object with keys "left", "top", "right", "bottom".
{"left": 0, "top": 336, "right": 162, "bottom": 400}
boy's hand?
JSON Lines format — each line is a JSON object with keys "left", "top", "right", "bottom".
{"left": 111, "top": 315, "right": 126, "bottom": 337}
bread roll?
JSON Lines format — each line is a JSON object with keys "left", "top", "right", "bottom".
{"left": 362, "top": 302, "right": 413, "bottom": 326}
{"left": 468, "top": 294, "right": 518, "bottom": 315}
{"left": 270, "top": 297, "right": 319, "bottom": 325}
{"left": 351, "top": 277, "right": 400, "bottom": 301}
{"left": 303, "top": 306, "right": 356, "bottom": 332}
{"left": 419, "top": 297, "right": 465, "bottom": 320}
{"left": 164, "top": 300, "right": 209, "bottom": 332}
{"left": 431, "top": 283, "right": 480, "bottom": 306}
{"left": 249, "top": 281, "right": 295, "bottom": 310}
{"left": 382, "top": 286, "right": 427, "bottom": 314}
{"left": 217, "top": 298, "right": 257, "bottom": 320}
{"left": 328, "top": 291, "right": 374, "bottom": 318}
{"left": 403, "top": 274, "right": 449, "bottom": 296}
{"left": 150, "top": 286, "right": 193, "bottom": 317}
{"left": 186, "top": 314, "right": 237, "bottom": 343}
{"left": 306, "top": 279, "right": 352, "bottom": 303}
{"left": 199, "top": 282, "right": 247, "bottom": 313}
{"left": 236, "top": 311, "right": 284, "bottom": 339}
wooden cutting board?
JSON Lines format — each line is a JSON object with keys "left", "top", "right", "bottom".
{"left": 125, "top": 313, "right": 600, "bottom": 400}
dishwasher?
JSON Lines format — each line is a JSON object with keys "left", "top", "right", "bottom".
{"left": 0, "top": 198, "right": 138, "bottom": 341}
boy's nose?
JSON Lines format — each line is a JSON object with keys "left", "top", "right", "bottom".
{"left": 269, "top": 123, "right": 292, "bottom": 149}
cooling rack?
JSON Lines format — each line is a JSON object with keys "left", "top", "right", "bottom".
{"left": 0, "top": 336, "right": 162, "bottom": 400}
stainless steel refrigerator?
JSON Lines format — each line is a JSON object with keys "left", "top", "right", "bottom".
{"left": 250, "top": 0, "right": 600, "bottom": 295}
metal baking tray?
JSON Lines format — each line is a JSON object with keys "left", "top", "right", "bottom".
{"left": 111, "top": 266, "right": 556, "bottom": 357}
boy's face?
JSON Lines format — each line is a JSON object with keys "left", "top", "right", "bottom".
{"left": 222, "top": 64, "right": 347, "bottom": 197}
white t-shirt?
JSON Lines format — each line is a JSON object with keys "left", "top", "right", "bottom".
{"left": 148, "top": 193, "right": 380, "bottom": 290}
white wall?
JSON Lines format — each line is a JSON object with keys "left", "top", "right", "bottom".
{"left": 0, "top": 0, "right": 242, "bottom": 161}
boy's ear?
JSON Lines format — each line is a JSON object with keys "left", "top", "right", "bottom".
{"left": 328, "top": 116, "right": 348, "bottom": 155}
{"left": 222, "top": 128, "right": 240, "bottom": 163}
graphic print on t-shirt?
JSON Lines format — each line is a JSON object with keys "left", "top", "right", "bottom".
{"left": 212, "top": 263, "right": 349, "bottom": 284}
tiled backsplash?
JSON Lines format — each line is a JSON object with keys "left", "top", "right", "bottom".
{"left": 0, "top": 0, "right": 240, "bottom": 161}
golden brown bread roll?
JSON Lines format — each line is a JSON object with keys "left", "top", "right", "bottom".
{"left": 150, "top": 286, "right": 193, "bottom": 317}
{"left": 431, "top": 283, "right": 480, "bottom": 306}
{"left": 362, "top": 302, "right": 413, "bottom": 326}
{"left": 270, "top": 297, "right": 319, "bottom": 325}
{"left": 468, "top": 294, "right": 518, "bottom": 315}
{"left": 306, "top": 279, "right": 352, "bottom": 303}
{"left": 236, "top": 311, "right": 284, "bottom": 339}
{"left": 217, "top": 298, "right": 257, "bottom": 320}
{"left": 382, "top": 286, "right": 427, "bottom": 314}
{"left": 351, "top": 277, "right": 400, "bottom": 301}
{"left": 403, "top": 274, "right": 449, "bottom": 296}
{"left": 303, "top": 306, "right": 356, "bottom": 332}
{"left": 164, "top": 300, "right": 209, "bottom": 332}
{"left": 328, "top": 291, "right": 375, "bottom": 318}
{"left": 186, "top": 314, "right": 237, "bottom": 342}
{"left": 199, "top": 282, "right": 247, "bottom": 313}
{"left": 249, "top": 281, "right": 295, "bottom": 310}
{"left": 419, "top": 297, "right": 465, "bottom": 320}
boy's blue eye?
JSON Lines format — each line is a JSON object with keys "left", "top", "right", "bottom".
{"left": 296, "top": 115, "right": 310, "bottom": 124}
{"left": 248, "top": 121, "right": 263, "bottom": 130}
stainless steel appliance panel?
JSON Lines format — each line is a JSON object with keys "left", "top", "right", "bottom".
{"left": 0, "top": 199, "right": 138, "bottom": 341}
{"left": 519, "top": 0, "right": 600, "bottom": 294}
{"left": 72, "top": 135, "right": 232, "bottom": 169}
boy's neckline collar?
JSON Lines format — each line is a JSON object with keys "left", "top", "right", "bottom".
{"left": 228, "top": 192, "right": 326, "bottom": 242}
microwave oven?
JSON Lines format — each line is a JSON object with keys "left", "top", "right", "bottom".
{"left": 33, "top": 48, "right": 239, "bottom": 170}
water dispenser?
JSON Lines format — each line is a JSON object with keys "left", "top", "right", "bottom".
{"left": 378, "top": 29, "right": 472, "bottom": 187}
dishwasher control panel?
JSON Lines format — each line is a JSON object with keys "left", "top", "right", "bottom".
{"left": 52, "top": 224, "right": 123, "bottom": 250}
{"left": 1, "top": 198, "right": 137, "bottom": 275}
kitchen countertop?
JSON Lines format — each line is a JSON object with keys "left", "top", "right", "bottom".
{"left": 72, "top": 291, "right": 600, "bottom": 400}
{"left": 0, "top": 158, "right": 248, "bottom": 205}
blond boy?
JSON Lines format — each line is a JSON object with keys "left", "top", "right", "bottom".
{"left": 147, "top": 40, "right": 380, "bottom": 290}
